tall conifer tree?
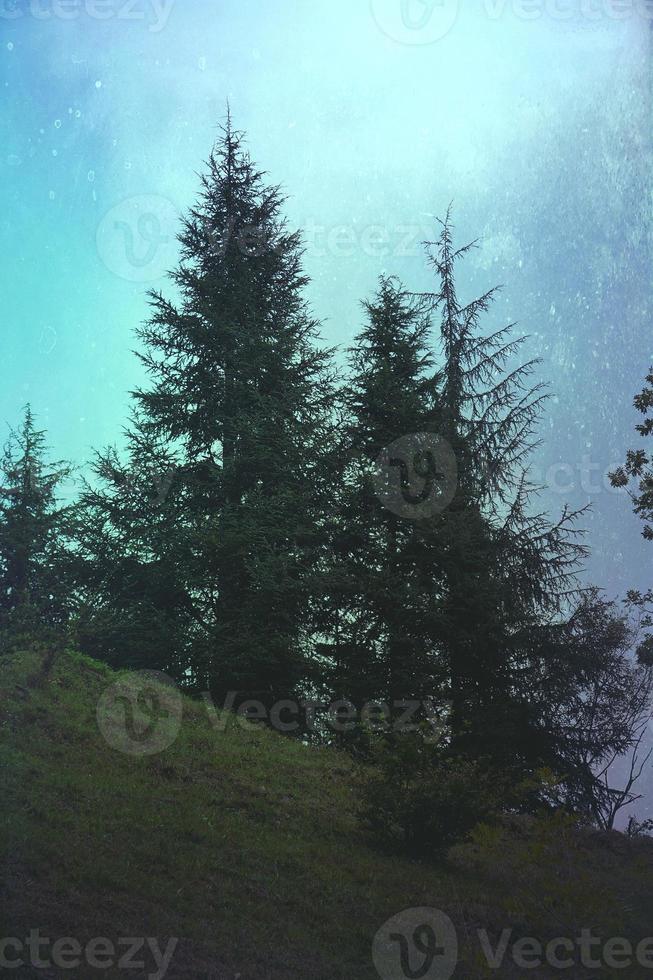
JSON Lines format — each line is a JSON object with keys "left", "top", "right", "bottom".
{"left": 418, "top": 213, "right": 587, "bottom": 767}
{"left": 321, "top": 277, "right": 444, "bottom": 721}
{"left": 0, "top": 406, "right": 73, "bottom": 637}
{"left": 79, "top": 117, "right": 336, "bottom": 705}
{"left": 333, "top": 216, "right": 587, "bottom": 771}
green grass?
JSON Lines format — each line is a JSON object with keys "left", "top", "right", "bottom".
{"left": 1, "top": 646, "right": 653, "bottom": 979}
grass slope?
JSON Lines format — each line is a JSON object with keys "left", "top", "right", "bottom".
{"left": 1, "top": 647, "right": 653, "bottom": 979}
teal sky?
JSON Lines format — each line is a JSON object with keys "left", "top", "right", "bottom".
{"left": 0, "top": 3, "right": 651, "bottom": 606}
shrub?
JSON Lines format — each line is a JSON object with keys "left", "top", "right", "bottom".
{"left": 359, "top": 732, "right": 509, "bottom": 857}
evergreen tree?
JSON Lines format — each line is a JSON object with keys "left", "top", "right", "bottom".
{"left": 80, "top": 117, "right": 337, "bottom": 707}
{"left": 73, "top": 425, "right": 196, "bottom": 678}
{"left": 319, "top": 277, "right": 445, "bottom": 725}
{"left": 338, "top": 214, "right": 588, "bottom": 772}
{"left": 419, "top": 213, "right": 587, "bottom": 768}
{"left": 325, "top": 218, "right": 587, "bottom": 772}
{"left": 0, "top": 406, "right": 73, "bottom": 638}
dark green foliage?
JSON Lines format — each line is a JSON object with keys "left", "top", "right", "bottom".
{"left": 0, "top": 406, "right": 73, "bottom": 642}
{"left": 77, "top": 117, "right": 337, "bottom": 705}
{"left": 360, "top": 588, "right": 653, "bottom": 849}
{"left": 3, "top": 123, "right": 645, "bottom": 848}
{"left": 73, "top": 430, "right": 198, "bottom": 679}
{"left": 327, "top": 213, "right": 587, "bottom": 778}
{"left": 318, "top": 277, "right": 445, "bottom": 724}
{"left": 332, "top": 215, "right": 651, "bottom": 842}
{"left": 417, "top": 215, "right": 587, "bottom": 767}
{"left": 360, "top": 733, "right": 509, "bottom": 855}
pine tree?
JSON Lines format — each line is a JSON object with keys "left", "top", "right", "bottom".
{"left": 326, "top": 219, "right": 587, "bottom": 771}
{"left": 415, "top": 212, "right": 587, "bottom": 770}
{"left": 80, "top": 117, "right": 337, "bottom": 707}
{"left": 320, "top": 277, "right": 444, "bottom": 724}
{"left": 73, "top": 424, "right": 196, "bottom": 678}
{"left": 0, "top": 406, "right": 73, "bottom": 639}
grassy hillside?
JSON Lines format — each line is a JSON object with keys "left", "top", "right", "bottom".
{"left": 2, "top": 647, "right": 653, "bottom": 979}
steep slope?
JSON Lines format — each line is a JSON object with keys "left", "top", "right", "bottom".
{"left": 1, "top": 647, "right": 652, "bottom": 979}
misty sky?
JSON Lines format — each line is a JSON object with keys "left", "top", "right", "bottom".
{"left": 1, "top": 6, "right": 651, "bottom": 636}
